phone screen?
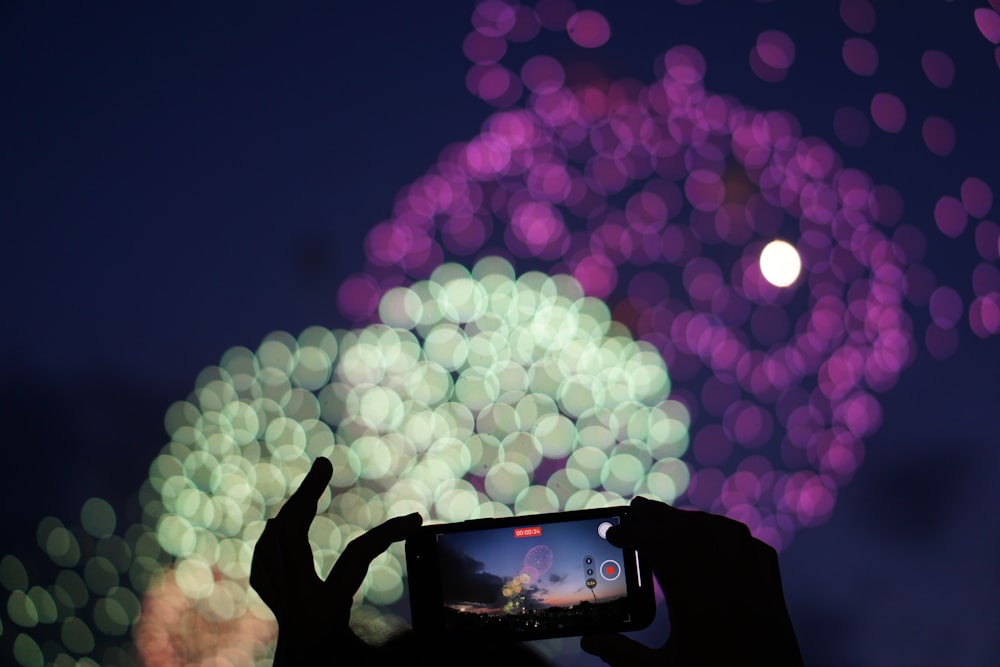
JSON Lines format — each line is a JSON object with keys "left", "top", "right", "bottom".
{"left": 407, "top": 508, "right": 653, "bottom": 639}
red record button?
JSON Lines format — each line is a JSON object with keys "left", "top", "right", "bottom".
{"left": 599, "top": 559, "right": 621, "bottom": 581}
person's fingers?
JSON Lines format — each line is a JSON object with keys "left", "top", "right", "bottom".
{"left": 580, "top": 633, "right": 661, "bottom": 667}
{"left": 325, "top": 513, "right": 423, "bottom": 599}
{"left": 275, "top": 457, "right": 333, "bottom": 531}
{"left": 610, "top": 496, "right": 753, "bottom": 550}
{"left": 253, "top": 457, "right": 333, "bottom": 617}
{"left": 604, "top": 496, "right": 679, "bottom": 551}
{"left": 604, "top": 522, "right": 648, "bottom": 550}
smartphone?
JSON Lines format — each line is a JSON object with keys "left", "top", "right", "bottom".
{"left": 405, "top": 506, "right": 655, "bottom": 641}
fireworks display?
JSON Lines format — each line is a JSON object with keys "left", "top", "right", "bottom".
{"left": 522, "top": 544, "right": 555, "bottom": 584}
{"left": 501, "top": 543, "right": 555, "bottom": 615}
{"left": 2, "top": 1, "right": 998, "bottom": 665}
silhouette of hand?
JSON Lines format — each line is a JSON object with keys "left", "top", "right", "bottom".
{"left": 581, "top": 496, "right": 802, "bottom": 666}
{"left": 250, "top": 457, "right": 422, "bottom": 665}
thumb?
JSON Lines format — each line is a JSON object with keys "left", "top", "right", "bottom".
{"left": 581, "top": 633, "right": 660, "bottom": 667}
{"left": 325, "top": 513, "right": 423, "bottom": 601}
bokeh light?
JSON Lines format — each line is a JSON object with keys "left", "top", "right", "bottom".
{"left": 3, "top": 258, "right": 689, "bottom": 666}
{"left": 759, "top": 240, "right": 802, "bottom": 288}
{"left": 138, "top": 257, "right": 687, "bottom": 661}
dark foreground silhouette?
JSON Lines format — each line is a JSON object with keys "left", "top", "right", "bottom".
{"left": 441, "top": 595, "right": 632, "bottom": 635}
{"left": 251, "top": 457, "right": 803, "bottom": 666}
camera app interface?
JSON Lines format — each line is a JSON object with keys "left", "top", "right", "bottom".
{"left": 435, "top": 516, "right": 630, "bottom": 633}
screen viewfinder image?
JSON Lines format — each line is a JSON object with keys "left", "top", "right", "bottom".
{"left": 435, "top": 516, "right": 632, "bottom": 633}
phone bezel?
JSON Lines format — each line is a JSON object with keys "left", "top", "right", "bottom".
{"left": 405, "top": 506, "right": 655, "bottom": 641}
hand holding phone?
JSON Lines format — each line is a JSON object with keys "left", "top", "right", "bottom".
{"left": 405, "top": 506, "right": 656, "bottom": 641}
{"left": 249, "top": 458, "right": 423, "bottom": 666}
{"left": 250, "top": 459, "right": 800, "bottom": 666}
{"left": 581, "top": 496, "right": 804, "bottom": 666}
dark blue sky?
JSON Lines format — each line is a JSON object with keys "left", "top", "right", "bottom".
{"left": 2, "top": 2, "right": 999, "bottom": 665}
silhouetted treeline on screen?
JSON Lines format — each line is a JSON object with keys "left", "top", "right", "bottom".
{"left": 443, "top": 596, "right": 630, "bottom": 634}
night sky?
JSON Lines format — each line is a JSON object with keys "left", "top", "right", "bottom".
{"left": 3, "top": 2, "right": 1000, "bottom": 665}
